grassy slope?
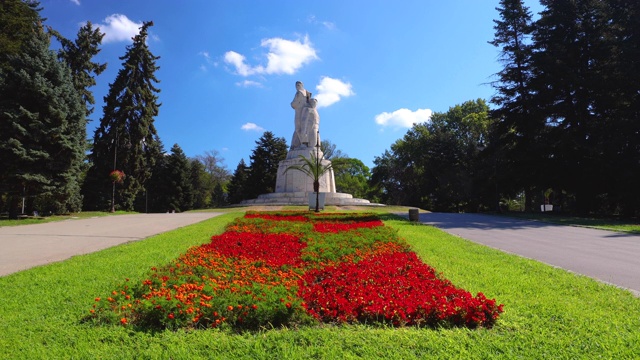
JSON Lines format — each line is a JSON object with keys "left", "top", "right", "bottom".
{"left": 0, "top": 213, "right": 638, "bottom": 359}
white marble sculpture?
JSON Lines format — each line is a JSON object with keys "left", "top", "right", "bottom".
{"left": 240, "top": 80, "right": 372, "bottom": 206}
{"left": 290, "top": 81, "right": 320, "bottom": 149}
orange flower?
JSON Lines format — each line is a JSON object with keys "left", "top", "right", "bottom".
{"left": 120, "top": 318, "right": 127, "bottom": 325}
{"left": 227, "top": 305, "right": 234, "bottom": 311}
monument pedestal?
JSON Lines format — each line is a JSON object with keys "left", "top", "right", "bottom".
{"left": 274, "top": 148, "right": 335, "bottom": 193}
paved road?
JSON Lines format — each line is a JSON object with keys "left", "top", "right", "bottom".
{"left": 0, "top": 212, "right": 222, "bottom": 277}
{"left": 414, "top": 212, "right": 640, "bottom": 295}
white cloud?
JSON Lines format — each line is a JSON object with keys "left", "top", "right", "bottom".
{"left": 224, "top": 35, "right": 318, "bottom": 77}
{"left": 70, "top": 0, "right": 80, "bottom": 5}
{"left": 96, "top": 14, "right": 142, "bottom": 43}
{"left": 236, "top": 80, "right": 263, "bottom": 88}
{"left": 374, "top": 108, "right": 433, "bottom": 129}
{"left": 241, "top": 123, "right": 265, "bottom": 132}
{"left": 224, "top": 51, "right": 253, "bottom": 76}
{"left": 314, "top": 77, "right": 354, "bottom": 108}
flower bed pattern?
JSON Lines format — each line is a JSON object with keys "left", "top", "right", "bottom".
{"left": 90, "top": 211, "right": 503, "bottom": 330}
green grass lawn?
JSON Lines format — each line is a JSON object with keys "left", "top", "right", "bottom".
{"left": 0, "top": 212, "right": 638, "bottom": 359}
{"left": 0, "top": 210, "right": 135, "bottom": 227}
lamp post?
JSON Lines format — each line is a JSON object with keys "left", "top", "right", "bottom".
{"left": 314, "top": 130, "right": 321, "bottom": 212}
{"left": 111, "top": 136, "right": 118, "bottom": 213}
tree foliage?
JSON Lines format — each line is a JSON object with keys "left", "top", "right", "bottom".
{"left": 0, "top": 3, "right": 86, "bottom": 217}
{"left": 191, "top": 150, "right": 230, "bottom": 208}
{"left": 227, "top": 159, "right": 249, "bottom": 204}
{"left": 49, "top": 21, "right": 107, "bottom": 118}
{"left": 83, "top": 21, "right": 162, "bottom": 211}
{"left": 244, "top": 132, "right": 288, "bottom": 198}
{"left": 334, "top": 158, "right": 371, "bottom": 199}
{"left": 146, "top": 144, "right": 193, "bottom": 212}
{"left": 488, "top": 0, "right": 640, "bottom": 216}
{"left": 370, "top": 100, "right": 493, "bottom": 211}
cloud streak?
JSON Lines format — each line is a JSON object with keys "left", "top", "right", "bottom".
{"left": 314, "top": 77, "right": 354, "bottom": 108}
{"left": 224, "top": 35, "right": 318, "bottom": 76}
{"left": 96, "top": 14, "right": 142, "bottom": 43}
{"left": 241, "top": 123, "right": 265, "bottom": 132}
{"left": 375, "top": 108, "right": 432, "bottom": 129}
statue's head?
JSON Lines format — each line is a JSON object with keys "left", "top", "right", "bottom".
{"left": 295, "top": 81, "right": 304, "bottom": 90}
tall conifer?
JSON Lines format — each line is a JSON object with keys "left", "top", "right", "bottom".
{"left": 50, "top": 22, "right": 107, "bottom": 118}
{"left": 245, "top": 132, "right": 288, "bottom": 198}
{"left": 0, "top": 6, "right": 85, "bottom": 217}
{"left": 83, "top": 21, "right": 162, "bottom": 211}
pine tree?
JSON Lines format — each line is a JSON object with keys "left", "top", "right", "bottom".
{"left": 533, "top": 0, "right": 613, "bottom": 214}
{"left": 0, "top": 11, "right": 85, "bottom": 217}
{"left": 49, "top": 22, "right": 107, "bottom": 118}
{"left": 489, "top": 0, "right": 542, "bottom": 211}
{"left": 0, "top": 0, "right": 42, "bottom": 72}
{"left": 245, "top": 132, "right": 288, "bottom": 198}
{"left": 83, "top": 21, "right": 162, "bottom": 211}
{"left": 227, "top": 159, "right": 249, "bottom": 204}
{"left": 164, "top": 144, "right": 193, "bottom": 212}
{"left": 189, "top": 159, "right": 209, "bottom": 209}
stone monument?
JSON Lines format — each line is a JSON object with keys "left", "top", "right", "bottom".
{"left": 240, "top": 81, "right": 373, "bottom": 206}
{"left": 275, "top": 81, "right": 336, "bottom": 194}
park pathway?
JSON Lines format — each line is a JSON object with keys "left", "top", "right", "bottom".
{"left": 414, "top": 212, "right": 640, "bottom": 296}
{"left": 0, "top": 212, "right": 222, "bottom": 277}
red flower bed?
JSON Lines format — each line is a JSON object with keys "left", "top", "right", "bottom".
{"left": 204, "top": 231, "right": 306, "bottom": 268}
{"left": 299, "top": 251, "right": 503, "bottom": 328}
{"left": 89, "top": 211, "right": 503, "bottom": 331}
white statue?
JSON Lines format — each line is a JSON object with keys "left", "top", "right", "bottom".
{"left": 290, "top": 81, "right": 320, "bottom": 149}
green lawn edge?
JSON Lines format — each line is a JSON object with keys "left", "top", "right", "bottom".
{"left": 0, "top": 212, "right": 638, "bottom": 359}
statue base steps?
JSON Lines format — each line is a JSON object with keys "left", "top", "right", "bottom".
{"left": 240, "top": 192, "right": 378, "bottom": 206}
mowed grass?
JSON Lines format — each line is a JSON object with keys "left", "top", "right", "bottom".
{"left": 0, "top": 212, "right": 639, "bottom": 359}
{"left": 0, "top": 210, "right": 135, "bottom": 227}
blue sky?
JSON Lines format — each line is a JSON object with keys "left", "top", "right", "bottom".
{"left": 40, "top": 0, "right": 543, "bottom": 171}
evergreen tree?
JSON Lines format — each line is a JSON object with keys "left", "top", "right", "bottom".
{"left": 83, "top": 21, "right": 162, "bottom": 211}
{"left": 49, "top": 22, "right": 107, "bottom": 118}
{"left": 0, "top": 15, "right": 86, "bottom": 217}
{"left": 211, "top": 182, "right": 227, "bottom": 207}
{"left": 0, "top": 0, "right": 42, "bottom": 72}
{"left": 189, "top": 159, "right": 209, "bottom": 209}
{"left": 227, "top": 159, "right": 249, "bottom": 204}
{"left": 163, "top": 143, "right": 193, "bottom": 212}
{"left": 532, "top": 0, "right": 613, "bottom": 214}
{"left": 245, "top": 132, "right": 288, "bottom": 198}
{"left": 489, "top": 0, "right": 542, "bottom": 211}
{"left": 601, "top": 0, "right": 640, "bottom": 216}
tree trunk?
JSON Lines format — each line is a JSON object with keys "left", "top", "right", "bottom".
{"left": 8, "top": 195, "right": 20, "bottom": 220}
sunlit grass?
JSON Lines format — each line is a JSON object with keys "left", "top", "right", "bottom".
{"left": 0, "top": 211, "right": 638, "bottom": 359}
{"left": 0, "top": 210, "right": 135, "bottom": 227}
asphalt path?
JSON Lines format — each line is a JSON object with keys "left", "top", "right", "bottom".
{"left": 414, "top": 212, "right": 640, "bottom": 295}
{"left": 0, "top": 212, "right": 223, "bottom": 277}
